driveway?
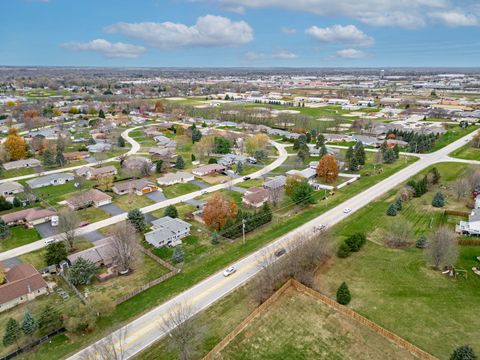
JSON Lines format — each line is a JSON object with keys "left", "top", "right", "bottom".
{"left": 145, "top": 191, "right": 166, "bottom": 202}
{"left": 191, "top": 180, "right": 209, "bottom": 189}
{"left": 84, "top": 156, "right": 97, "bottom": 164}
{"left": 144, "top": 213, "right": 158, "bottom": 225}
{"left": 83, "top": 230, "right": 105, "bottom": 242}
{"left": 2, "top": 257, "right": 22, "bottom": 268}
{"left": 184, "top": 199, "right": 206, "bottom": 209}
{"left": 230, "top": 186, "right": 246, "bottom": 194}
{"left": 35, "top": 222, "right": 61, "bottom": 238}
{"left": 99, "top": 203, "right": 125, "bottom": 216}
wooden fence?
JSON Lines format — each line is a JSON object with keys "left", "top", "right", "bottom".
{"left": 444, "top": 209, "right": 469, "bottom": 217}
{"left": 291, "top": 280, "right": 437, "bottom": 360}
{"left": 203, "top": 279, "right": 294, "bottom": 360}
{"left": 59, "top": 272, "right": 89, "bottom": 304}
{"left": 203, "top": 279, "right": 437, "bottom": 360}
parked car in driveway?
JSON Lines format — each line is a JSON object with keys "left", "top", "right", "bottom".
{"left": 223, "top": 266, "right": 236, "bottom": 277}
{"left": 343, "top": 208, "right": 352, "bottom": 214}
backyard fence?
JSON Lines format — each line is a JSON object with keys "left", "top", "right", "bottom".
{"left": 0, "top": 328, "right": 65, "bottom": 360}
{"left": 444, "top": 209, "right": 469, "bottom": 217}
{"left": 203, "top": 278, "right": 438, "bottom": 360}
{"left": 59, "top": 272, "right": 89, "bottom": 304}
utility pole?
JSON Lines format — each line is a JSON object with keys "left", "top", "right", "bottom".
{"left": 242, "top": 218, "right": 246, "bottom": 245}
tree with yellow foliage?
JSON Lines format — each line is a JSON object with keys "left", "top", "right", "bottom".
{"left": 245, "top": 134, "right": 269, "bottom": 156}
{"left": 316, "top": 154, "right": 339, "bottom": 183}
{"left": 4, "top": 129, "right": 27, "bottom": 161}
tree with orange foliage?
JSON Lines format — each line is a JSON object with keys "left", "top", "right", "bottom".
{"left": 154, "top": 101, "right": 165, "bottom": 113}
{"left": 4, "top": 129, "right": 27, "bottom": 161}
{"left": 316, "top": 154, "right": 339, "bottom": 183}
{"left": 24, "top": 109, "right": 39, "bottom": 119}
{"left": 203, "top": 193, "right": 238, "bottom": 231}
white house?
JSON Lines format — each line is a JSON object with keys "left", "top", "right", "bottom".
{"left": 157, "top": 172, "right": 194, "bottom": 186}
{"left": 145, "top": 216, "right": 191, "bottom": 248}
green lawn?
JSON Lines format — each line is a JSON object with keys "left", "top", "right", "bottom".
{"left": 113, "top": 194, "right": 155, "bottom": 211}
{"left": 20, "top": 154, "right": 418, "bottom": 360}
{"left": 32, "top": 181, "right": 95, "bottom": 206}
{"left": 76, "top": 207, "right": 111, "bottom": 223}
{"left": 0, "top": 226, "right": 40, "bottom": 251}
{"left": 162, "top": 183, "right": 201, "bottom": 198}
{"left": 450, "top": 142, "right": 480, "bottom": 161}
{"left": 429, "top": 125, "right": 478, "bottom": 152}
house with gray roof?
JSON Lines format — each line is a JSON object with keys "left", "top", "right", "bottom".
{"left": 145, "top": 216, "right": 191, "bottom": 248}
{"left": 2, "top": 159, "right": 41, "bottom": 171}
{"left": 0, "top": 182, "right": 24, "bottom": 198}
{"left": 26, "top": 173, "right": 74, "bottom": 189}
{"left": 157, "top": 171, "right": 194, "bottom": 186}
{"left": 263, "top": 176, "right": 286, "bottom": 190}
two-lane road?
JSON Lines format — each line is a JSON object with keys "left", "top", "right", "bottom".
{"left": 68, "top": 128, "right": 480, "bottom": 360}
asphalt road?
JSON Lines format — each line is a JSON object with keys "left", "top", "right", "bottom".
{"left": 0, "top": 140, "right": 289, "bottom": 261}
{"left": 67, "top": 129, "right": 479, "bottom": 360}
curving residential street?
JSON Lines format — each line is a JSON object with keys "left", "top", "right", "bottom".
{"left": 66, "top": 129, "right": 480, "bottom": 360}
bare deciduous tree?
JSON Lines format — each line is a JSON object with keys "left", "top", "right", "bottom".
{"left": 160, "top": 303, "right": 196, "bottom": 360}
{"left": 110, "top": 222, "right": 140, "bottom": 274}
{"left": 268, "top": 186, "right": 283, "bottom": 208}
{"left": 80, "top": 326, "right": 129, "bottom": 360}
{"left": 425, "top": 226, "right": 458, "bottom": 270}
{"left": 385, "top": 219, "right": 414, "bottom": 248}
{"left": 453, "top": 178, "right": 470, "bottom": 200}
{"left": 59, "top": 208, "right": 79, "bottom": 251}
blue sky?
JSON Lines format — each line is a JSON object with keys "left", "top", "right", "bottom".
{"left": 1, "top": 0, "right": 479, "bottom": 67}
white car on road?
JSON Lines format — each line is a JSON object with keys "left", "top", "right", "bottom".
{"left": 223, "top": 266, "right": 236, "bottom": 277}
{"left": 343, "top": 208, "right": 352, "bottom": 214}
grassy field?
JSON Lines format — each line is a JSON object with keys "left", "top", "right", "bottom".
{"left": 113, "top": 194, "right": 155, "bottom": 211}
{"left": 162, "top": 183, "right": 201, "bottom": 198}
{"left": 0, "top": 226, "right": 41, "bottom": 251}
{"left": 219, "top": 288, "right": 415, "bottom": 360}
{"left": 450, "top": 141, "right": 480, "bottom": 160}
{"left": 18, "top": 154, "right": 417, "bottom": 360}
{"left": 429, "top": 125, "right": 478, "bottom": 152}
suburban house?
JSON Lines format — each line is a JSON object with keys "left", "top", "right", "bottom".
{"left": 157, "top": 171, "right": 194, "bottom": 186}
{"left": 67, "top": 237, "right": 115, "bottom": 267}
{"left": 263, "top": 175, "right": 286, "bottom": 190}
{"left": 218, "top": 154, "right": 248, "bottom": 167}
{"left": 63, "top": 151, "right": 90, "bottom": 161}
{"left": 153, "top": 135, "right": 177, "bottom": 148}
{"left": 145, "top": 216, "right": 191, "bottom": 248}
{"left": 242, "top": 187, "right": 269, "bottom": 208}
{"left": 286, "top": 168, "right": 317, "bottom": 181}
{"left": 75, "top": 165, "right": 118, "bottom": 180}
{"left": 1, "top": 208, "right": 57, "bottom": 227}
{"left": 122, "top": 157, "right": 151, "bottom": 171}
{"left": 2, "top": 158, "right": 41, "bottom": 171}
{"left": 457, "top": 196, "right": 480, "bottom": 235}
{"left": 0, "top": 181, "right": 24, "bottom": 198}
{"left": 0, "top": 263, "right": 49, "bottom": 312}
{"left": 192, "top": 164, "right": 226, "bottom": 177}
{"left": 87, "top": 142, "right": 112, "bottom": 153}
{"left": 149, "top": 147, "right": 176, "bottom": 160}
{"left": 65, "top": 189, "right": 112, "bottom": 210}
{"left": 351, "top": 135, "right": 378, "bottom": 146}
{"left": 26, "top": 173, "right": 74, "bottom": 189}
{"left": 112, "top": 179, "right": 158, "bottom": 196}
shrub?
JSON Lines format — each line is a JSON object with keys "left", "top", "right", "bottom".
{"left": 394, "top": 199, "right": 403, "bottom": 211}
{"left": 416, "top": 235, "right": 427, "bottom": 249}
{"left": 337, "top": 242, "right": 351, "bottom": 258}
{"left": 68, "top": 258, "right": 97, "bottom": 286}
{"left": 432, "top": 192, "right": 445, "bottom": 208}
{"left": 171, "top": 247, "right": 184, "bottom": 264}
{"left": 336, "top": 282, "right": 351, "bottom": 305}
{"left": 211, "top": 231, "right": 220, "bottom": 245}
{"left": 345, "top": 233, "right": 366, "bottom": 252}
{"left": 164, "top": 205, "right": 178, "bottom": 219}
{"left": 386, "top": 203, "right": 398, "bottom": 216}
{"left": 450, "top": 345, "right": 477, "bottom": 360}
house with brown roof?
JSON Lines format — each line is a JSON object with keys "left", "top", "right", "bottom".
{"left": 1, "top": 208, "right": 57, "bottom": 227}
{"left": 192, "top": 164, "right": 226, "bottom": 177}
{"left": 242, "top": 187, "right": 269, "bottom": 208}
{"left": 74, "top": 165, "right": 118, "bottom": 180}
{"left": 0, "top": 263, "right": 49, "bottom": 312}
{"left": 112, "top": 179, "right": 158, "bottom": 196}
{"left": 67, "top": 237, "right": 115, "bottom": 267}
{"left": 65, "top": 189, "right": 112, "bottom": 210}
{"left": 122, "top": 157, "right": 151, "bottom": 172}
{"left": 64, "top": 151, "right": 89, "bottom": 161}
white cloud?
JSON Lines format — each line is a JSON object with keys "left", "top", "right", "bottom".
{"left": 429, "top": 10, "right": 478, "bottom": 26}
{"left": 281, "top": 26, "right": 297, "bottom": 34}
{"left": 244, "top": 50, "right": 298, "bottom": 60}
{"left": 104, "top": 15, "right": 254, "bottom": 49}
{"left": 336, "top": 48, "right": 367, "bottom": 58}
{"left": 61, "top": 39, "right": 146, "bottom": 58}
{"left": 213, "top": 0, "right": 454, "bottom": 28}
{"left": 306, "top": 25, "right": 374, "bottom": 46}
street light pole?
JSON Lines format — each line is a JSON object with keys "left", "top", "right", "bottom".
{"left": 242, "top": 219, "right": 246, "bottom": 245}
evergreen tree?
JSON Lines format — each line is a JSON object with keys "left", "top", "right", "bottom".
{"left": 171, "top": 246, "right": 184, "bottom": 264}
{"left": 236, "top": 161, "right": 244, "bottom": 174}
{"left": 348, "top": 155, "right": 359, "bottom": 171}
{"left": 3, "top": 318, "right": 21, "bottom": 347}
{"left": 164, "top": 205, "right": 178, "bottom": 218}
{"left": 127, "top": 208, "right": 147, "bottom": 232}
{"left": 392, "top": 144, "right": 400, "bottom": 159}
{"left": 155, "top": 160, "right": 164, "bottom": 173}
{"left": 291, "top": 180, "right": 315, "bottom": 206}
{"left": 98, "top": 109, "right": 105, "bottom": 118}
{"left": 297, "top": 144, "right": 310, "bottom": 163}
{"left": 292, "top": 138, "right": 300, "bottom": 150}
{"left": 117, "top": 136, "right": 126, "bottom": 148}
{"left": 337, "top": 242, "right": 351, "bottom": 258}
{"left": 319, "top": 144, "right": 328, "bottom": 158}
{"left": 211, "top": 231, "right": 220, "bottom": 245}
{"left": 55, "top": 148, "right": 65, "bottom": 167}
{"left": 0, "top": 219, "right": 10, "bottom": 240}
{"left": 387, "top": 203, "right": 398, "bottom": 216}
{"left": 43, "top": 148, "right": 55, "bottom": 166}
{"left": 432, "top": 192, "right": 445, "bottom": 208}
{"left": 21, "top": 311, "right": 38, "bottom": 336}
{"left": 38, "top": 305, "right": 62, "bottom": 334}
{"left": 44, "top": 242, "right": 67, "bottom": 266}
{"left": 383, "top": 148, "right": 396, "bottom": 164}
{"left": 208, "top": 158, "right": 217, "bottom": 164}
{"left": 354, "top": 142, "right": 366, "bottom": 165}
{"left": 316, "top": 134, "right": 325, "bottom": 149}
{"left": 345, "top": 146, "right": 354, "bottom": 167}
{"left": 260, "top": 202, "right": 273, "bottom": 222}
{"left": 431, "top": 167, "right": 441, "bottom": 184}
{"left": 12, "top": 197, "right": 21, "bottom": 208}
{"left": 191, "top": 153, "right": 196, "bottom": 162}
{"left": 68, "top": 257, "right": 97, "bottom": 286}
{"left": 450, "top": 345, "right": 477, "bottom": 360}
{"left": 306, "top": 132, "right": 312, "bottom": 143}
{"left": 87, "top": 137, "right": 96, "bottom": 145}
{"left": 394, "top": 199, "right": 403, "bottom": 211}
{"left": 336, "top": 282, "right": 351, "bottom": 305}
{"left": 175, "top": 156, "right": 185, "bottom": 169}
{"left": 191, "top": 128, "right": 202, "bottom": 143}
